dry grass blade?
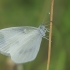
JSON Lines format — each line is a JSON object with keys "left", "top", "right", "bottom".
{"left": 46, "top": 0, "right": 54, "bottom": 70}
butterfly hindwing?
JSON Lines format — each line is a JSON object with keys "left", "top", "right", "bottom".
{"left": 9, "top": 30, "right": 42, "bottom": 63}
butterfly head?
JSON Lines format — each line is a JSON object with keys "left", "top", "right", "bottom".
{"left": 39, "top": 24, "right": 49, "bottom": 37}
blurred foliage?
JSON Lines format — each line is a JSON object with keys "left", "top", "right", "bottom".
{"left": 0, "top": 0, "right": 70, "bottom": 70}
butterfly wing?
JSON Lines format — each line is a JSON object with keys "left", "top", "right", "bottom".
{"left": 9, "top": 30, "right": 42, "bottom": 63}
{"left": 0, "top": 26, "right": 37, "bottom": 56}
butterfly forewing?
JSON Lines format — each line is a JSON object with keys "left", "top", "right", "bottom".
{"left": 0, "top": 26, "right": 38, "bottom": 56}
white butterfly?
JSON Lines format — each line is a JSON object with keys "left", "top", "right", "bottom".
{"left": 0, "top": 24, "right": 48, "bottom": 64}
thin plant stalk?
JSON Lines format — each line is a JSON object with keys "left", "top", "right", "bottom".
{"left": 46, "top": 0, "right": 54, "bottom": 70}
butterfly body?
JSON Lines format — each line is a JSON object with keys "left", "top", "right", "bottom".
{"left": 0, "top": 24, "right": 47, "bottom": 63}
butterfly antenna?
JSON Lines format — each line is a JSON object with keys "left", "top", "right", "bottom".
{"left": 44, "top": 21, "right": 53, "bottom": 26}
{"left": 42, "top": 12, "right": 50, "bottom": 24}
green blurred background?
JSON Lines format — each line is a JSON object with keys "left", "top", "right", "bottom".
{"left": 0, "top": 0, "right": 70, "bottom": 70}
